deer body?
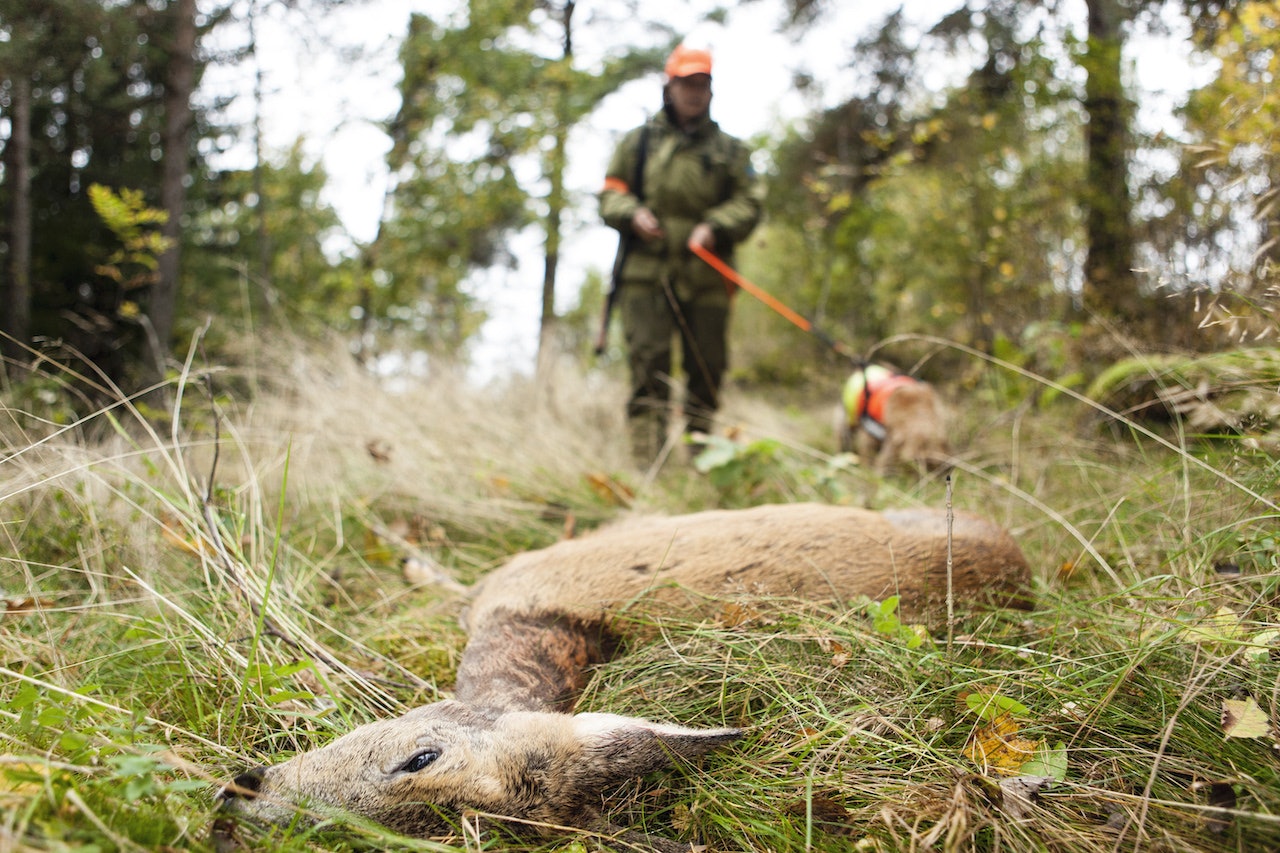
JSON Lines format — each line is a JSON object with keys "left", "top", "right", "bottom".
{"left": 219, "top": 503, "right": 1031, "bottom": 847}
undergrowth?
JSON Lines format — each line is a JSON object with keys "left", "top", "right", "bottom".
{"left": 1, "top": 334, "right": 1278, "bottom": 852}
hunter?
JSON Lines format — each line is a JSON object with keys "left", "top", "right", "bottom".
{"left": 598, "top": 43, "right": 765, "bottom": 467}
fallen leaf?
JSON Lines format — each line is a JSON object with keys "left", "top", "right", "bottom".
{"left": 1245, "top": 629, "right": 1280, "bottom": 666}
{"left": 401, "top": 557, "right": 467, "bottom": 595}
{"left": 720, "top": 602, "right": 759, "bottom": 628}
{"left": 584, "top": 472, "right": 634, "bottom": 506}
{"left": 816, "top": 636, "right": 851, "bottom": 668}
{"left": 1222, "top": 697, "right": 1272, "bottom": 740}
{"left": 5, "top": 598, "right": 57, "bottom": 616}
{"left": 964, "top": 689, "right": 1031, "bottom": 722}
{"left": 1, "top": 760, "right": 50, "bottom": 798}
{"left": 160, "top": 523, "right": 212, "bottom": 557}
{"left": 1190, "top": 780, "right": 1236, "bottom": 834}
{"left": 785, "top": 792, "right": 852, "bottom": 833}
{"left": 1187, "top": 606, "right": 1244, "bottom": 644}
{"left": 1019, "top": 741, "right": 1067, "bottom": 781}
{"left": 998, "top": 775, "right": 1054, "bottom": 820}
{"left": 964, "top": 712, "right": 1042, "bottom": 775}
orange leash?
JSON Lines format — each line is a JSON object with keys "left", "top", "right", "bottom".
{"left": 689, "top": 243, "right": 812, "bottom": 330}
{"left": 689, "top": 242, "right": 857, "bottom": 361}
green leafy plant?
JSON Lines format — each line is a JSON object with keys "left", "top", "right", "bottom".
{"left": 864, "top": 596, "right": 927, "bottom": 649}
{"left": 87, "top": 183, "right": 172, "bottom": 307}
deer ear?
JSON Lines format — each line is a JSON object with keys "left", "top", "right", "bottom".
{"left": 571, "top": 712, "right": 743, "bottom": 785}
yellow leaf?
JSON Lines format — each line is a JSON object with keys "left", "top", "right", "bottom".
{"left": 719, "top": 602, "right": 759, "bottom": 628}
{"left": 160, "top": 522, "right": 212, "bottom": 557}
{"left": 1222, "top": 697, "right": 1272, "bottom": 740}
{"left": 584, "top": 472, "right": 634, "bottom": 506}
{"left": 1186, "top": 606, "right": 1244, "bottom": 644}
{"left": 1, "top": 761, "right": 50, "bottom": 798}
{"left": 1246, "top": 629, "right": 1280, "bottom": 665}
{"left": 964, "top": 713, "right": 1042, "bottom": 775}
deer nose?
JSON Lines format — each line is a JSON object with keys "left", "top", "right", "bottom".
{"left": 218, "top": 766, "right": 265, "bottom": 802}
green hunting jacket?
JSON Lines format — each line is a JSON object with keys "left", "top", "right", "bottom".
{"left": 599, "top": 109, "right": 764, "bottom": 302}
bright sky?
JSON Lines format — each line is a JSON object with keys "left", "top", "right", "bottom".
{"left": 202, "top": 0, "right": 1213, "bottom": 380}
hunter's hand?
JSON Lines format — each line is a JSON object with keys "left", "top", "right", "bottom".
{"left": 631, "top": 207, "right": 664, "bottom": 241}
{"left": 688, "top": 223, "right": 716, "bottom": 252}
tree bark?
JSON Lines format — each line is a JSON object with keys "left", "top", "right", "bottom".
{"left": 535, "top": 1, "right": 575, "bottom": 380}
{"left": 152, "top": 0, "right": 198, "bottom": 376}
{"left": 2, "top": 75, "right": 33, "bottom": 376}
{"left": 249, "top": 0, "right": 273, "bottom": 297}
{"left": 1081, "top": 0, "right": 1139, "bottom": 322}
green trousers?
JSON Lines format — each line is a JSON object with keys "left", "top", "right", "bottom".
{"left": 619, "top": 280, "right": 729, "bottom": 463}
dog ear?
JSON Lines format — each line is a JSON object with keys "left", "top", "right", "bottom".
{"left": 570, "top": 713, "right": 743, "bottom": 787}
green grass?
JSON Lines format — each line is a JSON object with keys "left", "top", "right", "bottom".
{"left": 2, "top": 335, "right": 1278, "bottom": 852}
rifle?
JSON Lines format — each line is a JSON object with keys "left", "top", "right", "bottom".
{"left": 594, "top": 125, "right": 650, "bottom": 356}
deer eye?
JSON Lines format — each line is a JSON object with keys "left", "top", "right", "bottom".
{"left": 397, "top": 749, "right": 440, "bottom": 773}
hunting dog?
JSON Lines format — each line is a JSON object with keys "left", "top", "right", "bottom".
{"left": 835, "top": 363, "right": 951, "bottom": 472}
{"left": 218, "top": 503, "right": 1030, "bottom": 850}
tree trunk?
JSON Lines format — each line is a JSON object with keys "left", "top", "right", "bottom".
{"left": 2, "top": 75, "right": 33, "bottom": 377}
{"left": 152, "top": 0, "right": 197, "bottom": 377}
{"left": 249, "top": 0, "right": 273, "bottom": 298}
{"left": 1081, "top": 0, "right": 1139, "bottom": 323}
{"left": 535, "top": 1, "right": 575, "bottom": 380}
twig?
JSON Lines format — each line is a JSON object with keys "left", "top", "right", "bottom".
{"left": 945, "top": 472, "right": 955, "bottom": 654}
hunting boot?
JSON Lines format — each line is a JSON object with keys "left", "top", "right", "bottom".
{"left": 628, "top": 410, "right": 666, "bottom": 469}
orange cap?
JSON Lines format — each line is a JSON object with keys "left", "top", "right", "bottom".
{"left": 664, "top": 45, "right": 712, "bottom": 79}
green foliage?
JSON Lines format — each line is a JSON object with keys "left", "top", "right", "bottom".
{"left": 369, "top": 7, "right": 669, "bottom": 356}
{"left": 763, "top": 7, "right": 1083, "bottom": 364}
{"left": 1084, "top": 347, "right": 1280, "bottom": 441}
{"left": 690, "top": 434, "right": 859, "bottom": 507}
{"left": 1164, "top": 1, "right": 1280, "bottom": 302}
{"left": 88, "top": 184, "right": 172, "bottom": 299}
{"left": 1020, "top": 741, "right": 1068, "bottom": 781}
{"left": 184, "top": 143, "right": 355, "bottom": 341}
{"left": 964, "top": 690, "right": 1031, "bottom": 721}
{"left": 864, "top": 596, "right": 927, "bottom": 649}
{"left": 1, "top": 0, "right": 216, "bottom": 382}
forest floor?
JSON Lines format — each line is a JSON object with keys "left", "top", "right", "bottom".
{"left": 2, "top": 335, "right": 1279, "bottom": 852}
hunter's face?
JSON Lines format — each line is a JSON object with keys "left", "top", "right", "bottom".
{"left": 669, "top": 74, "right": 712, "bottom": 124}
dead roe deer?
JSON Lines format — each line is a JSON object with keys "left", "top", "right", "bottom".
{"left": 218, "top": 502, "right": 1031, "bottom": 849}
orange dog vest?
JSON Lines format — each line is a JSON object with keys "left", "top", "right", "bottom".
{"left": 842, "top": 365, "right": 917, "bottom": 426}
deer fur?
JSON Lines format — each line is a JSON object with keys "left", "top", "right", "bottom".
{"left": 218, "top": 502, "right": 1030, "bottom": 848}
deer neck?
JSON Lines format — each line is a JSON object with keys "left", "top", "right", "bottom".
{"left": 453, "top": 610, "right": 616, "bottom": 713}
